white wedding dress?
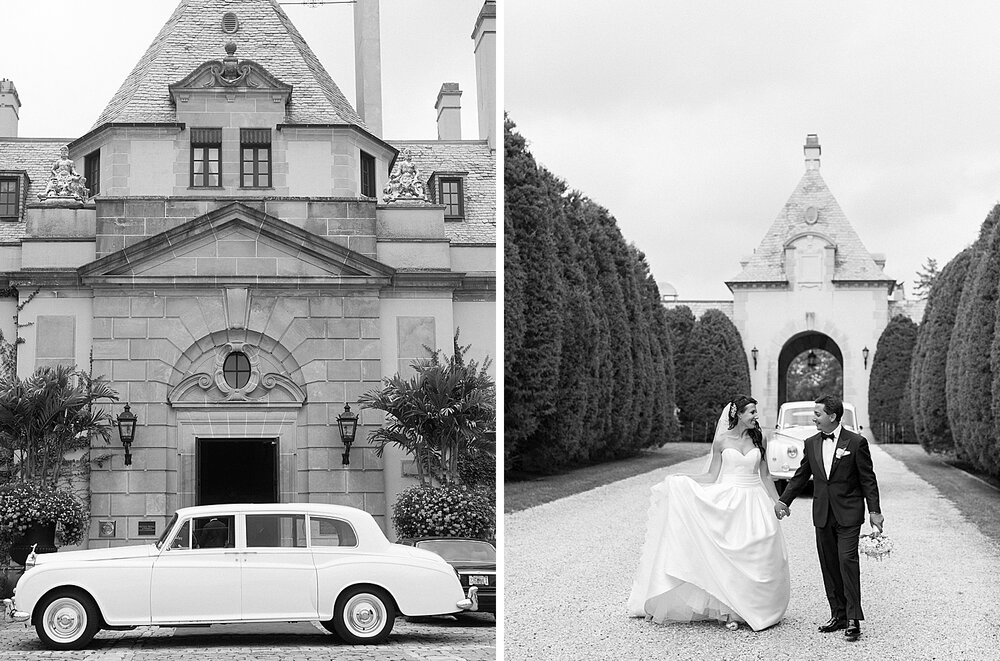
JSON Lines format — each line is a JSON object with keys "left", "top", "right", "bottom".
{"left": 627, "top": 446, "right": 790, "bottom": 631}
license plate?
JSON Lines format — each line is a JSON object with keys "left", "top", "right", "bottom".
{"left": 468, "top": 575, "right": 489, "bottom": 586}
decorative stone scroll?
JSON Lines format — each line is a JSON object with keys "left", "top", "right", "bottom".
{"left": 383, "top": 148, "right": 427, "bottom": 203}
{"left": 37, "top": 146, "right": 88, "bottom": 202}
{"left": 210, "top": 42, "right": 255, "bottom": 87}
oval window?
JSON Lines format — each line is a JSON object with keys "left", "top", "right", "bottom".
{"left": 223, "top": 351, "right": 251, "bottom": 389}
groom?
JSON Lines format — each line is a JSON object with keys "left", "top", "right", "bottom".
{"left": 773, "top": 395, "right": 884, "bottom": 642}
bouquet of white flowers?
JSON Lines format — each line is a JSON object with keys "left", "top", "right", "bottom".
{"left": 858, "top": 532, "right": 893, "bottom": 560}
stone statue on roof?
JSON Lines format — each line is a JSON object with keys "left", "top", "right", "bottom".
{"left": 382, "top": 148, "right": 427, "bottom": 203}
{"left": 38, "top": 146, "right": 89, "bottom": 202}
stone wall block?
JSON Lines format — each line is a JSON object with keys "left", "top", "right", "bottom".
{"left": 91, "top": 469, "right": 128, "bottom": 494}
{"left": 344, "top": 297, "right": 379, "bottom": 318}
{"left": 344, "top": 339, "right": 380, "bottom": 360}
{"left": 327, "top": 360, "right": 362, "bottom": 381}
{"left": 306, "top": 380, "right": 346, "bottom": 404}
{"left": 327, "top": 319, "right": 361, "bottom": 339}
{"left": 125, "top": 200, "right": 166, "bottom": 218}
{"left": 114, "top": 318, "right": 148, "bottom": 339}
{"left": 93, "top": 339, "right": 130, "bottom": 360}
{"left": 94, "top": 297, "right": 130, "bottom": 317}
{"left": 127, "top": 471, "right": 168, "bottom": 494}
{"left": 110, "top": 493, "right": 147, "bottom": 516}
{"left": 309, "top": 296, "right": 344, "bottom": 318}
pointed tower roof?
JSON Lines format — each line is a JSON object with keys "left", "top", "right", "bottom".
{"left": 93, "top": 0, "right": 364, "bottom": 129}
{"left": 727, "top": 135, "right": 894, "bottom": 289}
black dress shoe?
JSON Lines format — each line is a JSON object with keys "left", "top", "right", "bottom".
{"left": 844, "top": 620, "right": 861, "bottom": 641}
{"left": 818, "top": 617, "right": 847, "bottom": 633}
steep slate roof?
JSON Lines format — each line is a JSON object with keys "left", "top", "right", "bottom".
{"left": 727, "top": 168, "right": 894, "bottom": 287}
{"left": 0, "top": 138, "right": 71, "bottom": 238}
{"left": 93, "top": 0, "right": 365, "bottom": 128}
{"left": 388, "top": 140, "right": 496, "bottom": 246}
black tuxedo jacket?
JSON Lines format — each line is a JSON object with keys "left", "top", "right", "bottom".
{"left": 778, "top": 428, "right": 881, "bottom": 528}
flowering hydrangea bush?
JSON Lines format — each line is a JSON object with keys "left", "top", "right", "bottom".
{"left": 392, "top": 485, "right": 495, "bottom": 540}
{"left": 0, "top": 482, "right": 88, "bottom": 547}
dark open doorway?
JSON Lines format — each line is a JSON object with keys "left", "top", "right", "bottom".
{"left": 197, "top": 438, "right": 278, "bottom": 505}
{"left": 777, "top": 332, "right": 843, "bottom": 415}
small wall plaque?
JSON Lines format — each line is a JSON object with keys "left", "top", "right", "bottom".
{"left": 138, "top": 521, "right": 157, "bottom": 536}
{"left": 98, "top": 520, "right": 116, "bottom": 538}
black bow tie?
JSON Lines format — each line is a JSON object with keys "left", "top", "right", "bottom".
{"left": 821, "top": 432, "right": 835, "bottom": 441}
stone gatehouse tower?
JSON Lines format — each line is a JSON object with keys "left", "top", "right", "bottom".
{"left": 726, "top": 135, "right": 899, "bottom": 430}
{"left": 0, "top": 0, "right": 496, "bottom": 545}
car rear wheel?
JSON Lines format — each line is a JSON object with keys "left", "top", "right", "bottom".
{"left": 35, "top": 589, "right": 101, "bottom": 650}
{"left": 327, "top": 586, "right": 395, "bottom": 644}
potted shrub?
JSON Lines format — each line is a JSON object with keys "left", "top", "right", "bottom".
{"left": 0, "top": 482, "right": 87, "bottom": 564}
{"left": 360, "top": 333, "right": 496, "bottom": 540}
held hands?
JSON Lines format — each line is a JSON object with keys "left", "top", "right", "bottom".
{"left": 774, "top": 501, "right": 790, "bottom": 520}
{"left": 870, "top": 512, "right": 885, "bottom": 535}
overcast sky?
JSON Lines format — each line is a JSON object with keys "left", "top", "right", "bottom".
{"left": 1, "top": 0, "right": 483, "bottom": 142}
{"left": 506, "top": 0, "right": 1000, "bottom": 301}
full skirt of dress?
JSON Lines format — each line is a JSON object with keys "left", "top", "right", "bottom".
{"left": 627, "top": 471, "right": 790, "bottom": 631}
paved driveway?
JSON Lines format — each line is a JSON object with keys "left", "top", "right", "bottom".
{"left": 0, "top": 615, "right": 495, "bottom": 660}
{"left": 505, "top": 445, "right": 1000, "bottom": 660}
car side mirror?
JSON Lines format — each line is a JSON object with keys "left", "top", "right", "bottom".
{"left": 775, "top": 424, "right": 779, "bottom": 429}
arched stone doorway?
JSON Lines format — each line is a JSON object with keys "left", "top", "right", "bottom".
{"left": 777, "top": 331, "right": 843, "bottom": 411}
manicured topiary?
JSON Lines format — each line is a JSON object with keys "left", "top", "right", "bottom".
{"left": 909, "top": 248, "right": 972, "bottom": 453}
{"left": 683, "top": 310, "right": 751, "bottom": 442}
{"left": 869, "top": 315, "right": 918, "bottom": 443}
{"left": 946, "top": 206, "right": 1000, "bottom": 460}
{"left": 392, "top": 485, "right": 495, "bottom": 540}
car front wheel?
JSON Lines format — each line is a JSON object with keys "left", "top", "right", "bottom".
{"left": 35, "top": 589, "right": 101, "bottom": 650}
{"left": 327, "top": 586, "right": 395, "bottom": 644}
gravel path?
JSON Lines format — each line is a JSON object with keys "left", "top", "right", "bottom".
{"left": 504, "top": 446, "right": 1000, "bottom": 660}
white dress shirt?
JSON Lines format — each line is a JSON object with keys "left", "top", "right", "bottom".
{"left": 821, "top": 425, "right": 842, "bottom": 479}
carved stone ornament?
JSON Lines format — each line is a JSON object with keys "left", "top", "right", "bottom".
{"left": 166, "top": 341, "right": 306, "bottom": 410}
{"left": 383, "top": 148, "right": 427, "bottom": 203}
{"left": 37, "top": 146, "right": 89, "bottom": 202}
{"left": 169, "top": 43, "right": 293, "bottom": 106}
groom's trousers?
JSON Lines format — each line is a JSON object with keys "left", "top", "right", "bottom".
{"left": 815, "top": 518, "right": 864, "bottom": 621}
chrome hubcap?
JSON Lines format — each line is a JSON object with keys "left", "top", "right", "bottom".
{"left": 344, "top": 594, "right": 385, "bottom": 636}
{"left": 44, "top": 598, "right": 85, "bottom": 641}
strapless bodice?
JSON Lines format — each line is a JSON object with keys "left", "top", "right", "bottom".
{"left": 719, "top": 447, "right": 763, "bottom": 486}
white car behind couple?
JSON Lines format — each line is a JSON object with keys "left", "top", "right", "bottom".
{"left": 767, "top": 400, "right": 861, "bottom": 493}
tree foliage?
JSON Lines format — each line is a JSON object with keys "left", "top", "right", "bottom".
{"left": 0, "top": 365, "right": 118, "bottom": 486}
{"left": 909, "top": 248, "right": 972, "bottom": 453}
{"left": 359, "top": 334, "right": 495, "bottom": 488}
{"left": 504, "top": 118, "right": 679, "bottom": 475}
{"left": 912, "top": 257, "right": 940, "bottom": 301}
{"left": 869, "top": 315, "right": 918, "bottom": 443}
{"left": 682, "top": 310, "right": 751, "bottom": 442}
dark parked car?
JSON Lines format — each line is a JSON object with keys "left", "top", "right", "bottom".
{"left": 400, "top": 538, "right": 496, "bottom": 615}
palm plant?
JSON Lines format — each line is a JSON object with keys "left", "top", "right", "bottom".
{"left": 0, "top": 365, "right": 118, "bottom": 486}
{"left": 359, "top": 333, "right": 495, "bottom": 487}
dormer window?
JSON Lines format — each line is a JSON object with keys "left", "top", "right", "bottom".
{"left": 0, "top": 176, "right": 19, "bottom": 219}
{"left": 84, "top": 149, "right": 100, "bottom": 197}
{"left": 191, "top": 128, "right": 222, "bottom": 188}
{"left": 240, "top": 129, "right": 271, "bottom": 188}
{"left": 438, "top": 176, "right": 464, "bottom": 220}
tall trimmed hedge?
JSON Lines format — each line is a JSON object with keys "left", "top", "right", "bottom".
{"left": 682, "top": 309, "right": 751, "bottom": 442}
{"left": 869, "top": 315, "right": 918, "bottom": 443}
{"left": 908, "top": 248, "right": 972, "bottom": 453}
{"left": 948, "top": 205, "right": 1000, "bottom": 470}
{"left": 504, "top": 119, "right": 679, "bottom": 476}
{"left": 665, "top": 306, "right": 697, "bottom": 428}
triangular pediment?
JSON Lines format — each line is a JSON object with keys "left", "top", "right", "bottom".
{"left": 80, "top": 203, "right": 394, "bottom": 285}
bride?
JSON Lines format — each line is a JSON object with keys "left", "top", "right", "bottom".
{"left": 627, "top": 395, "right": 790, "bottom": 631}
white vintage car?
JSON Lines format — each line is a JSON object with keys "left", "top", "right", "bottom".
{"left": 768, "top": 400, "right": 861, "bottom": 492}
{"left": 3, "top": 503, "right": 477, "bottom": 650}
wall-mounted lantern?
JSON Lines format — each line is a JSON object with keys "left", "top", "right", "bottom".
{"left": 337, "top": 403, "right": 359, "bottom": 465}
{"left": 863, "top": 346, "right": 870, "bottom": 370}
{"left": 116, "top": 403, "right": 138, "bottom": 467}
{"left": 807, "top": 350, "right": 818, "bottom": 369}
{"left": 751, "top": 346, "right": 758, "bottom": 371}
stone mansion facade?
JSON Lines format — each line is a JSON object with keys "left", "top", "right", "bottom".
{"left": 0, "top": 0, "right": 496, "bottom": 544}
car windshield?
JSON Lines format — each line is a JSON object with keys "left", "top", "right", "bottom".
{"left": 841, "top": 409, "right": 856, "bottom": 429}
{"left": 781, "top": 409, "right": 814, "bottom": 428}
{"left": 417, "top": 540, "right": 496, "bottom": 563}
{"left": 155, "top": 513, "right": 178, "bottom": 550}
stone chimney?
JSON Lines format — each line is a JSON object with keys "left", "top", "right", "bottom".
{"left": 471, "top": 1, "right": 496, "bottom": 149}
{"left": 354, "top": 0, "right": 383, "bottom": 137}
{"left": 0, "top": 79, "right": 21, "bottom": 138}
{"left": 804, "top": 133, "right": 821, "bottom": 170}
{"left": 435, "top": 83, "right": 462, "bottom": 140}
